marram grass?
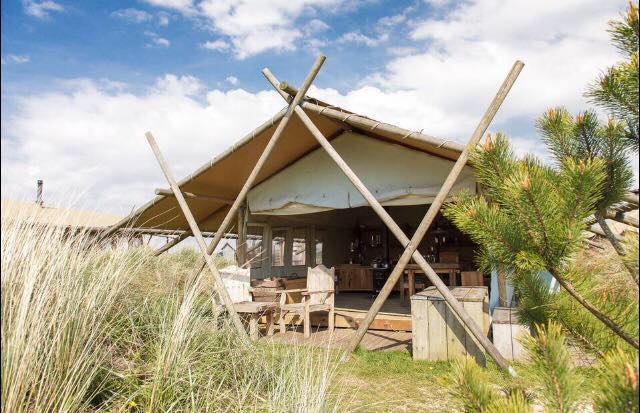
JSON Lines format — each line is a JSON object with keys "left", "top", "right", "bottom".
{"left": 1, "top": 210, "right": 345, "bottom": 412}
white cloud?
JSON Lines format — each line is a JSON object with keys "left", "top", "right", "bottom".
{"left": 4, "top": 1, "right": 637, "bottom": 215}
{"left": 337, "top": 31, "right": 389, "bottom": 47}
{"left": 1, "top": 76, "right": 284, "bottom": 213}
{"left": 201, "top": 39, "right": 231, "bottom": 51}
{"left": 22, "top": 0, "right": 64, "bottom": 19}
{"left": 225, "top": 76, "right": 238, "bottom": 85}
{"left": 142, "top": 0, "right": 195, "bottom": 14}
{"left": 111, "top": 8, "right": 153, "bottom": 23}
{"left": 157, "top": 12, "right": 170, "bottom": 26}
{"left": 304, "top": 19, "right": 330, "bottom": 35}
{"left": 144, "top": 31, "right": 171, "bottom": 48}
{"left": 147, "top": 0, "right": 344, "bottom": 59}
{"left": 1, "top": 54, "right": 31, "bottom": 65}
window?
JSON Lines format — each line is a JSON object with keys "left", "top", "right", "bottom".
{"left": 315, "top": 231, "right": 324, "bottom": 265}
{"left": 292, "top": 228, "right": 306, "bottom": 266}
{"left": 271, "top": 229, "right": 287, "bottom": 267}
{"left": 246, "top": 225, "right": 265, "bottom": 268}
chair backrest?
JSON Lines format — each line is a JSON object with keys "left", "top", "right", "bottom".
{"left": 306, "top": 265, "right": 335, "bottom": 306}
{"left": 218, "top": 266, "right": 251, "bottom": 304}
{"left": 461, "top": 271, "right": 484, "bottom": 287}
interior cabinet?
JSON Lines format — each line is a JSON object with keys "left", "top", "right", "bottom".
{"left": 335, "top": 265, "right": 372, "bottom": 291}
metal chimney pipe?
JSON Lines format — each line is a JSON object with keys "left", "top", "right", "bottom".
{"left": 36, "top": 180, "right": 43, "bottom": 206}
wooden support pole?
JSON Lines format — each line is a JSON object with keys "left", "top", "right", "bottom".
{"left": 144, "top": 131, "right": 249, "bottom": 342}
{"left": 152, "top": 205, "right": 228, "bottom": 256}
{"left": 154, "top": 231, "right": 190, "bottom": 256}
{"left": 189, "top": 55, "right": 326, "bottom": 279}
{"left": 264, "top": 60, "right": 524, "bottom": 373}
{"left": 155, "top": 188, "right": 235, "bottom": 204}
{"left": 497, "top": 270, "right": 509, "bottom": 307}
{"left": 237, "top": 202, "right": 247, "bottom": 266}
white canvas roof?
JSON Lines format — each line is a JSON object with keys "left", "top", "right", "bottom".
{"left": 248, "top": 132, "right": 476, "bottom": 215}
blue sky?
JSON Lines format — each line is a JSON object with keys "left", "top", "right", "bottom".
{"left": 1, "top": 0, "right": 636, "bottom": 215}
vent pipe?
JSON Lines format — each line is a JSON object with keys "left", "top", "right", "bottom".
{"left": 36, "top": 180, "right": 44, "bottom": 207}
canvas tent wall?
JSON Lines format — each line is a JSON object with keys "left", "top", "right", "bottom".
{"left": 248, "top": 131, "right": 476, "bottom": 215}
{"left": 108, "top": 99, "right": 467, "bottom": 236}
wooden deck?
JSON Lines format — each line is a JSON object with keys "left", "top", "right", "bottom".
{"left": 261, "top": 327, "right": 412, "bottom": 353}
{"left": 328, "top": 292, "right": 412, "bottom": 331}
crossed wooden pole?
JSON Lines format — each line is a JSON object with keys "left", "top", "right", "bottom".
{"left": 262, "top": 57, "right": 524, "bottom": 373}
{"left": 142, "top": 55, "right": 524, "bottom": 373}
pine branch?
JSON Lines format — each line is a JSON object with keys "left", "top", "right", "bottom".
{"left": 548, "top": 267, "right": 639, "bottom": 349}
{"left": 595, "top": 212, "right": 639, "bottom": 283}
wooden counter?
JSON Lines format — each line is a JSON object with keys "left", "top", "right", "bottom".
{"left": 335, "top": 264, "right": 373, "bottom": 292}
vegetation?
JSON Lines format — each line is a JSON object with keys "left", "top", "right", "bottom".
{"left": 1, "top": 217, "right": 342, "bottom": 412}
{"left": 443, "top": 1, "right": 639, "bottom": 354}
{"left": 450, "top": 322, "right": 639, "bottom": 412}
{"left": 586, "top": 2, "right": 639, "bottom": 152}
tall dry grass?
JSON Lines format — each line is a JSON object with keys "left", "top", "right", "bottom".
{"left": 1, "top": 208, "right": 344, "bottom": 412}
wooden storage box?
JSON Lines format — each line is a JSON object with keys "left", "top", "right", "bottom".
{"left": 250, "top": 278, "right": 285, "bottom": 303}
{"left": 491, "top": 307, "right": 530, "bottom": 361}
{"left": 411, "top": 286, "right": 489, "bottom": 365}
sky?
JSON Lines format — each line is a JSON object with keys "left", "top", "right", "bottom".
{"left": 1, "top": 0, "right": 637, "bottom": 216}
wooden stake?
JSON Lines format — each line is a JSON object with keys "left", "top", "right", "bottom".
{"left": 263, "top": 61, "right": 524, "bottom": 373}
{"left": 153, "top": 205, "right": 228, "bottom": 256}
{"left": 154, "top": 231, "right": 190, "bottom": 256}
{"left": 145, "top": 131, "right": 249, "bottom": 343}
{"left": 497, "top": 270, "right": 509, "bottom": 307}
{"left": 189, "top": 55, "right": 326, "bottom": 279}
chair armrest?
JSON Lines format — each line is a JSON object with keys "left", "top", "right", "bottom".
{"left": 275, "top": 288, "right": 308, "bottom": 294}
{"left": 301, "top": 290, "right": 334, "bottom": 296}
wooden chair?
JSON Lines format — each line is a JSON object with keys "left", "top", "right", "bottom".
{"left": 277, "top": 265, "right": 335, "bottom": 338}
{"left": 213, "top": 268, "right": 279, "bottom": 340}
{"left": 461, "top": 271, "right": 484, "bottom": 286}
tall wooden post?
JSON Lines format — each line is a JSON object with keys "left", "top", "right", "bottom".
{"left": 263, "top": 61, "right": 524, "bottom": 373}
{"left": 188, "top": 55, "right": 326, "bottom": 279}
{"left": 497, "top": 270, "right": 509, "bottom": 307}
{"left": 144, "top": 132, "right": 249, "bottom": 343}
{"left": 237, "top": 202, "right": 247, "bottom": 266}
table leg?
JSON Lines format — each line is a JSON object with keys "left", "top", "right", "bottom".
{"left": 449, "top": 270, "right": 455, "bottom": 286}
{"left": 266, "top": 311, "right": 275, "bottom": 336}
{"left": 400, "top": 272, "right": 406, "bottom": 303}
{"left": 249, "top": 314, "right": 259, "bottom": 340}
{"left": 408, "top": 270, "right": 415, "bottom": 298}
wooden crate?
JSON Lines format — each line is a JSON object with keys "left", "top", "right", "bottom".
{"left": 411, "top": 286, "right": 489, "bottom": 365}
{"left": 492, "top": 307, "right": 530, "bottom": 361}
{"left": 250, "top": 278, "right": 285, "bottom": 303}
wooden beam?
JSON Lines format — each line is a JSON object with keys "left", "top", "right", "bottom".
{"left": 264, "top": 61, "right": 524, "bottom": 374}
{"left": 188, "top": 55, "right": 327, "bottom": 280}
{"left": 145, "top": 131, "right": 249, "bottom": 342}
{"left": 153, "top": 204, "right": 229, "bottom": 256}
{"left": 237, "top": 202, "right": 247, "bottom": 266}
{"left": 277, "top": 80, "right": 466, "bottom": 156}
{"left": 155, "top": 188, "right": 235, "bottom": 204}
{"left": 623, "top": 192, "right": 639, "bottom": 206}
{"left": 497, "top": 270, "right": 508, "bottom": 307}
{"left": 154, "top": 231, "right": 190, "bottom": 256}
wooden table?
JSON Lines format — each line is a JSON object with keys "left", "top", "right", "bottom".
{"left": 400, "top": 263, "right": 460, "bottom": 304}
{"left": 230, "top": 301, "right": 279, "bottom": 340}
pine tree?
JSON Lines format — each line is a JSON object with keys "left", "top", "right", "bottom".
{"left": 537, "top": 108, "right": 636, "bottom": 280}
{"left": 443, "top": 134, "right": 639, "bottom": 349}
{"left": 586, "top": 2, "right": 639, "bottom": 152}
{"left": 449, "top": 322, "right": 639, "bottom": 412}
